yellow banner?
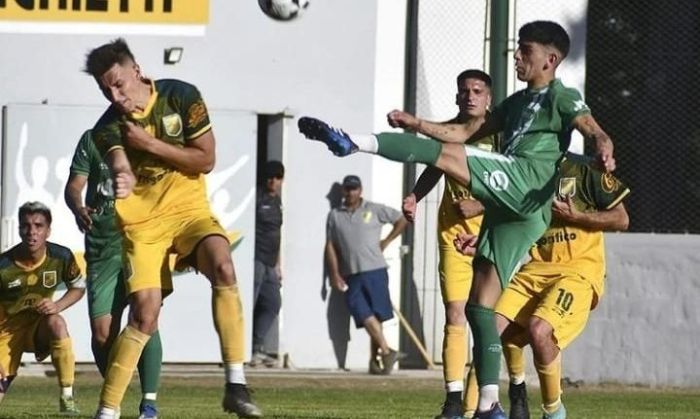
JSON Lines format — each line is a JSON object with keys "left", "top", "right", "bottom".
{"left": 0, "top": 0, "right": 208, "bottom": 24}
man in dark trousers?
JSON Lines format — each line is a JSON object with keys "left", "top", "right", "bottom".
{"left": 251, "top": 161, "right": 285, "bottom": 366}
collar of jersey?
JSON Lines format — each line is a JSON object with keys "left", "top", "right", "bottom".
{"left": 129, "top": 79, "right": 158, "bottom": 120}
{"left": 14, "top": 251, "right": 47, "bottom": 272}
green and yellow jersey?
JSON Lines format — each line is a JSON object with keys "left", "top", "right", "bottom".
{"left": 69, "top": 130, "right": 122, "bottom": 263}
{"left": 92, "top": 79, "right": 212, "bottom": 226}
{"left": 520, "top": 158, "right": 630, "bottom": 305}
{"left": 0, "top": 243, "right": 84, "bottom": 325}
{"left": 438, "top": 126, "right": 498, "bottom": 247}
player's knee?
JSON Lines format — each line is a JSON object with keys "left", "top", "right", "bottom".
{"left": 129, "top": 307, "right": 160, "bottom": 335}
{"left": 445, "top": 303, "right": 467, "bottom": 325}
{"left": 528, "top": 317, "right": 554, "bottom": 346}
{"left": 44, "top": 314, "right": 68, "bottom": 338}
{"left": 210, "top": 259, "right": 236, "bottom": 286}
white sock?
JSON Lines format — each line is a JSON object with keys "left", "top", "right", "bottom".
{"left": 225, "top": 363, "right": 246, "bottom": 385}
{"left": 477, "top": 384, "right": 499, "bottom": 411}
{"left": 446, "top": 380, "right": 464, "bottom": 393}
{"left": 510, "top": 373, "right": 525, "bottom": 385}
{"left": 61, "top": 386, "right": 73, "bottom": 397}
{"left": 142, "top": 392, "right": 157, "bottom": 401}
{"left": 349, "top": 134, "right": 379, "bottom": 153}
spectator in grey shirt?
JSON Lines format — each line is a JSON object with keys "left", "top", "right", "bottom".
{"left": 325, "top": 175, "right": 408, "bottom": 374}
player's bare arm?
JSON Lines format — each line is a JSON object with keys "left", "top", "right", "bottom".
{"left": 552, "top": 198, "right": 629, "bottom": 231}
{"left": 324, "top": 240, "right": 347, "bottom": 291}
{"left": 387, "top": 109, "right": 499, "bottom": 144}
{"left": 35, "top": 287, "right": 85, "bottom": 316}
{"left": 403, "top": 167, "right": 444, "bottom": 222}
{"left": 573, "top": 114, "right": 616, "bottom": 172}
{"left": 456, "top": 199, "right": 484, "bottom": 220}
{"left": 121, "top": 120, "right": 216, "bottom": 174}
{"left": 64, "top": 173, "right": 94, "bottom": 232}
{"left": 106, "top": 148, "right": 136, "bottom": 198}
{"left": 380, "top": 217, "right": 408, "bottom": 251}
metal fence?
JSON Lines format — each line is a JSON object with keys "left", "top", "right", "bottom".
{"left": 586, "top": 0, "right": 700, "bottom": 233}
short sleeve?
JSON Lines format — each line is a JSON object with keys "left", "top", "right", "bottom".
{"left": 63, "top": 252, "right": 86, "bottom": 289}
{"left": 326, "top": 212, "right": 335, "bottom": 240}
{"left": 181, "top": 85, "right": 212, "bottom": 140}
{"left": 69, "top": 130, "right": 94, "bottom": 176}
{"left": 557, "top": 87, "right": 591, "bottom": 130}
{"left": 580, "top": 166, "right": 630, "bottom": 210}
{"left": 375, "top": 204, "right": 402, "bottom": 224}
{"left": 92, "top": 108, "right": 124, "bottom": 157}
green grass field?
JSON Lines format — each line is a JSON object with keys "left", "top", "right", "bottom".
{"left": 0, "top": 371, "right": 698, "bottom": 418}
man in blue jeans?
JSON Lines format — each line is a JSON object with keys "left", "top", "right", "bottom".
{"left": 251, "top": 161, "right": 285, "bottom": 367}
{"left": 325, "top": 175, "right": 407, "bottom": 374}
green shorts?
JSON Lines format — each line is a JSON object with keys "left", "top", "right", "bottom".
{"left": 86, "top": 255, "right": 127, "bottom": 319}
{"left": 465, "top": 145, "right": 557, "bottom": 287}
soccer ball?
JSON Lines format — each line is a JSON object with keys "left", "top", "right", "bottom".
{"left": 258, "top": 0, "right": 310, "bottom": 21}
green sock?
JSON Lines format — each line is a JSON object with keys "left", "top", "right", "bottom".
{"left": 466, "top": 303, "right": 502, "bottom": 386}
{"left": 376, "top": 132, "right": 442, "bottom": 164}
{"left": 138, "top": 330, "right": 163, "bottom": 396}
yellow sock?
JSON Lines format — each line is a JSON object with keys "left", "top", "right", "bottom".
{"left": 213, "top": 285, "right": 245, "bottom": 363}
{"left": 463, "top": 363, "right": 478, "bottom": 417}
{"left": 50, "top": 338, "right": 75, "bottom": 388}
{"left": 100, "top": 326, "right": 150, "bottom": 408}
{"left": 503, "top": 342, "right": 526, "bottom": 383}
{"left": 442, "top": 324, "right": 467, "bottom": 383}
{"left": 535, "top": 352, "right": 562, "bottom": 413}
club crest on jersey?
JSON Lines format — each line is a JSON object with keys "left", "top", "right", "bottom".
{"left": 42, "top": 271, "right": 57, "bottom": 288}
{"left": 601, "top": 173, "right": 619, "bottom": 193}
{"left": 558, "top": 177, "right": 577, "bottom": 198}
{"left": 486, "top": 170, "right": 509, "bottom": 191}
{"left": 162, "top": 114, "right": 183, "bottom": 137}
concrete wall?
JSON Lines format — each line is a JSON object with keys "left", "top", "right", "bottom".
{"left": 0, "top": 0, "right": 407, "bottom": 369}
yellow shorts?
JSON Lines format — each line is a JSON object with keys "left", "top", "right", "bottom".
{"left": 0, "top": 312, "right": 46, "bottom": 376}
{"left": 122, "top": 209, "right": 227, "bottom": 295}
{"left": 439, "top": 245, "right": 474, "bottom": 303}
{"left": 495, "top": 270, "right": 594, "bottom": 350}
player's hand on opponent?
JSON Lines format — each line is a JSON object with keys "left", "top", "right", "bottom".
{"left": 595, "top": 138, "right": 616, "bottom": 172}
{"left": 456, "top": 199, "right": 484, "bottom": 220}
{"left": 113, "top": 172, "right": 136, "bottom": 198}
{"left": 402, "top": 193, "right": 418, "bottom": 223}
{"left": 35, "top": 298, "right": 59, "bottom": 315}
{"left": 121, "top": 120, "right": 155, "bottom": 152}
{"left": 453, "top": 232, "right": 478, "bottom": 256}
{"left": 387, "top": 109, "right": 420, "bottom": 131}
{"left": 551, "top": 196, "right": 580, "bottom": 222}
{"left": 73, "top": 206, "right": 95, "bottom": 232}
{"left": 330, "top": 273, "right": 349, "bottom": 293}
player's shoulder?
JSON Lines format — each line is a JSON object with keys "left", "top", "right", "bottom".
{"left": 46, "top": 242, "right": 75, "bottom": 263}
{"left": 155, "top": 78, "right": 199, "bottom": 97}
{"left": 549, "top": 79, "right": 583, "bottom": 98}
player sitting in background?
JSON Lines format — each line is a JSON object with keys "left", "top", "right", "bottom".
{"left": 455, "top": 156, "right": 630, "bottom": 419}
{"left": 0, "top": 201, "right": 85, "bottom": 415}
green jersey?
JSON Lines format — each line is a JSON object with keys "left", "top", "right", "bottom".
{"left": 492, "top": 78, "right": 590, "bottom": 162}
{"left": 69, "top": 130, "right": 122, "bottom": 262}
{"left": 0, "top": 243, "right": 83, "bottom": 324}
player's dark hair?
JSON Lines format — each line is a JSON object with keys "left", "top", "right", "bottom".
{"left": 457, "top": 69, "right": 492, "bottom": 88}
{"left": 84, "top": 38, "right": 136, "bottom": 78}
{"left": 519, "top": 21, "right": 570, "bottom": 59}
{"left": 264, "top": 160, "right": 285, "bottom": 180}
{"left": 18, "top": 201, "right": 52, "bottom": 225}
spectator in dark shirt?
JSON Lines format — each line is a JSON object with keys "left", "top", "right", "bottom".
{"left": 251, "top": 161, "right": 284, "bottom": 366}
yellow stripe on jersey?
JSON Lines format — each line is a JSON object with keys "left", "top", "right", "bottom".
{"left": 187, "top": 123, "right": 212, "bottom": 141}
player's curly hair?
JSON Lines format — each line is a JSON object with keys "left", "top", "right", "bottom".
{"left": 84, "top": 38, "right": 136, "bottom": 78}
{"left": 18, "top": 201, "right": 52, "bottom": 225}
{"left": 519, "top": 21, "right": 571, "bottom": 59}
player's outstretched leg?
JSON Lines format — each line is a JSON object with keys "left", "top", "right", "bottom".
{"left": 298, "top": 117, "right": 358, "bottom": 156}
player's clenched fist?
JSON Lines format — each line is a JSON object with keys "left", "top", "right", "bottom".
{"left": 402, "top": 193, "right": 417, "bottom": 223}
{"left": 453, "top": 232, "right": 478, "bottom": 256}
{"left": 114, "top": 171, "right": 136, "bottom": 198}
{"left": 387, "top": 109, "right": 420, "bottom": 131}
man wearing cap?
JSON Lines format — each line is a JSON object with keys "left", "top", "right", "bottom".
{"left": 325, "top": 175, "right": 408, "bottom": 374}
{"left": 251, "top": 161, "right": 285, "bottom": 367}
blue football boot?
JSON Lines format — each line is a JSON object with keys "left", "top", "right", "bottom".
{"left": 473, "top": 402, "right": 507, "bottom": 419}
{"left": 298, "top": 116, "right": 358, "bottom": 156}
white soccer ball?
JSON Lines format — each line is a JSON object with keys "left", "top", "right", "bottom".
{"left": 259, "top": 0, "right": 310, "bottom": 21}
